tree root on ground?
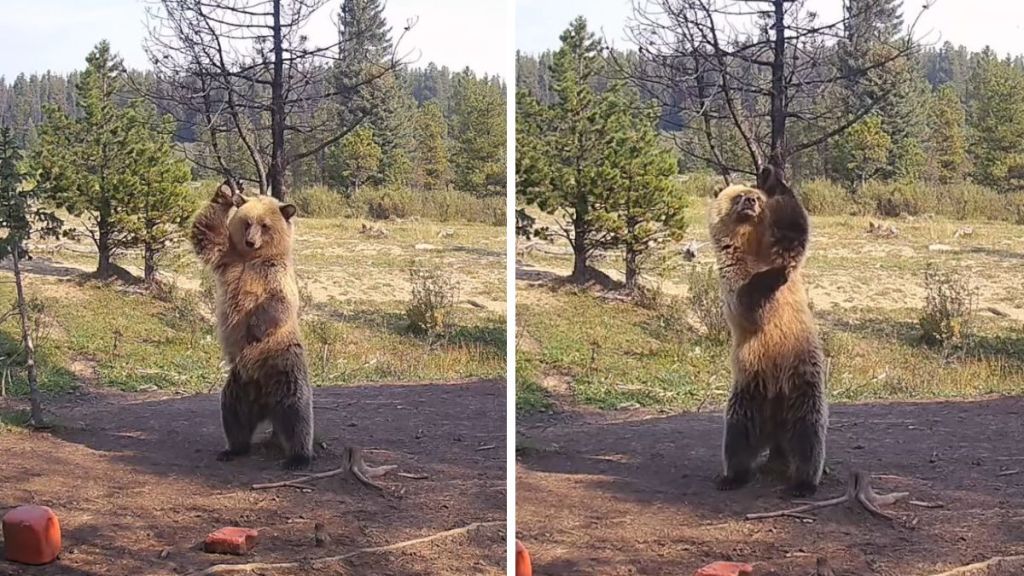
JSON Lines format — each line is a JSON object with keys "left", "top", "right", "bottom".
{"left": 745, "top": 470, "right": 909, "bottom": 521}
{"left": 251, "top": 447, "right": 397, "bottom": 491}
{"left": 193, "top": 520, "right": 504, "bottom": 575}
{"left": 926, "top": 555, "right": 1024, "bottom": 576}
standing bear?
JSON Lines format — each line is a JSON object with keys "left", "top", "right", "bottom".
{"left": 191, "top": 180, "right": 314, "bottom": 470}
{"left": 709, "top": 166, "right": 827, "bottom": 497}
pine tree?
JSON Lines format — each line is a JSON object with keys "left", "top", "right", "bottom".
{"left": 831, "top": 115, "right": 892, "bottom": 188}
{"left": 413, "top": 101, "right": 449, "bottom": 190}
{"left": 0, "top": 127, "right": 63, "bottom": 426}
{"left": 35, "top": 41, "right": 191, "bottom": 280}
{"left": 326, "top": 125, "right": 381, "bottom": 194}
{"left": 128, "top": 106, "right": 193, "bottom": 283}
{"left": 966, "top": 49, "right": 1024, "bottom": 187}
{"left": 602, "top": 87, "right": 687, "bottom": 291}
{"left": 926, "top": 86, "right": 969, "bottom": 183}
{"left": 517, "top": 17, "right": 617, "bottom": 282}
{"left": 841, "top": 0, "right": 927, "bottom": 180}
{"left": 450, "top": 70, "right": 505, "bottom": 196}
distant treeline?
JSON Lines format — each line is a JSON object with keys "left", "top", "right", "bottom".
{"left": 518, "top": 40, "right": 1024, "bottom": 191}
{"left": 0, "top": 61, "right": 506, "bottom": 194}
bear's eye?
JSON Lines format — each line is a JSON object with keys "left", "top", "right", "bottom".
{"left": 261, "top": 223, "right": 269, "bottom": 231}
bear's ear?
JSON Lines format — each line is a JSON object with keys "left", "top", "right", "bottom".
{"left": 756, "top": 164, "right": 790, "bottom": 197}
{"left": 231, "top": 193, "right": 248, "bottom": 208}
{"left": 280, "top": 203, "right": 297, "bottom": 221}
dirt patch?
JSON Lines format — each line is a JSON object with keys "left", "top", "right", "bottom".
{"left": 517, "top": 398, "right": 1024, "bottom": 576}
{"left": 0, "top": 380, "right": 506, "bottom": 575}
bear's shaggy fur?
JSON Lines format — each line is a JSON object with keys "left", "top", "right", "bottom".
{"left": 191, "top": 180, "right": 314, "bottom": 470}
{"left": 708, "top": 166, "right": 827, "bottom": 497}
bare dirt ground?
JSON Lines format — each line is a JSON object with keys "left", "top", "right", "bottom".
{"left": 0, "top": 380, "right": 506, "bottom": 576}
{"left": 517, "top": 398, "right": 1024, "bottom": 576}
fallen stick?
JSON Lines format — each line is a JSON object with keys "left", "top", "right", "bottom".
{"left": 745, "top": 470, "right": 909, "bottom": 521}
{"left": 926, "top": 555, "right": 1024, "bottom": 576}
{"left": 251, "top": 447, "right": 396, "bottom": 491}
{"left": 194, "top": 520, "right": 504, "bottom": 575}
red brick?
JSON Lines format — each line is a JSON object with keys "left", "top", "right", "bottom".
{"left": 203, "top": 527, "right": 259, "bottom": 555}
{"left": 2, "top": 505, "right": 62, "bottom": 565}
{"left": 694, "top": 561, "right": 754, "bottom": 576}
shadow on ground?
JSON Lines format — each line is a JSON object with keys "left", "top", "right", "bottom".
{"left": 0, "top": 380, "right": 506, "bottom": 576}
{"left": 517, "top": 397, "right": 1024, "bottom": 575}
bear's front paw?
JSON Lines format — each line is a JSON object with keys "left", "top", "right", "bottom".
{"left": 715, "top": 472, "right": 750, "bottom": 491}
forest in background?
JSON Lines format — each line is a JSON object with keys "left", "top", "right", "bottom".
{"left": 517, "top": 3, "right": 1024, "bottom": 197}
{"left": 0, "top": 60, "right": 505, "bottom": 196}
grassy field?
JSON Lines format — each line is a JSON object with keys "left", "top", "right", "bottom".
{"left": 516, "top": 197, "right": 1024, "bottom": 412}
{"left": 0, "top": 188, "right": 506, "bottom": 400}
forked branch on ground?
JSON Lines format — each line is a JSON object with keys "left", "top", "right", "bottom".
{"left": 745, "top": 470, "right": 909, "bottom": 521}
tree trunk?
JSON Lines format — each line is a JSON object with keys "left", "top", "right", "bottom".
{"left": 769, "top": 0, "right": 787, "bottom": 170}
{"left": 269, "top": 0, "right": 288, "bottom": 201}
{"left": 11, "top": 250, "right": 44, "bottom": 426}
{"left": 144, "top": 243, "right": 157, "bottom": 284}
{"left": 570, "top": 190, "right": 590, "bottom": 282}
{"left": 97, "top": 215, "right": 113, "bottom": 279}
{"left": 625, "top": 246, "right": 639, "bottom": 293}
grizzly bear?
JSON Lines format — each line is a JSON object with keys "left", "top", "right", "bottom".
{"left": 708, "top": 166, "right": 826, "bottom": 497}
{"left": 191, "top": 180, "right": 314, "bottom": 470}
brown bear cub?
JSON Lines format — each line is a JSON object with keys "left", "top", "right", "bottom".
{"left": 709, "top": 166, "right": 826, "bottom": 497}
{"left": 191, "top": 180, "right": 314, "bottom": 470}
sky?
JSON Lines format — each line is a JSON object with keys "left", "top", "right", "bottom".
{"left": 0, "top": 0, "right": 508, "bottom": 80}
{"left": 516, "top": 0, "right": 1024, "bottom": 57}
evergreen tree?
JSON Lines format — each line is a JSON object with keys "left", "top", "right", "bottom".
{"left": 450, "top": 69, "right": 506, "bottom": 196}
{"left": 413, "top": 101, "right": 449, "bottom": 190}
{"left": 517, "top": 17, "right": 617, "bottom": 281}
{"left": 128, "top": 106, "right": 193, "bottom": 282}
{"left": 926, "top": 86, "right": 969, "bottom": 183}
{"left": 0, "top": 127, "right": 63, "bottom": 426}
{"left": 842, "top": 0, "right": 927, "bottom": 180}
{"left": 325, "top": 125, "right": 381, "bottom": 194}
{"left": 966, "top": 49, "right": 1024, "bottom": 188}
{"left": 831, "top": 115, "right": 892, "bottom": 188}
{"left": 35, "top": 41, "right": 191, "bottom": 280}
{"left": 602, "top": 88, "right": 687, "bottom": 291}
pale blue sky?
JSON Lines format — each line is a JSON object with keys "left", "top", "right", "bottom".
{"left": 516, "top": 0, "right": 1024, "bottom": 57}
{"left": 0, "top": 0, "right": 508, "bottom": 79}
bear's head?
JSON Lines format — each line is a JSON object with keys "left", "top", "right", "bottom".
{"left": 712, "top": 183, "right": 767, "bottom": 227}
{"left": 709, "top": 166, "right": 791, "bottom": 238}
{"left": 227, "top": 193, "right": 297, "bottom": 258}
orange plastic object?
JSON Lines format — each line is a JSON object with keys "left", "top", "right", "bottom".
{"left": 694, "top": 561, "right": 754, "bottom": 576}
{"left": 515, "top": 539, "right": 533, "bottom": 576}
{"left": 203, "top": 527, "right": 259, "bottom": 555}
{"left": 2, "top": 505, "right": 62, "bottom": 565}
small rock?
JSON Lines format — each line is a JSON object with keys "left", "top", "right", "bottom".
{"left": 414, "top": 243, "right": 438, "bottom": 250}
{"left": 928, "top": 243, "right": 954, "bottom": 252}
{"left": 203, "top": 527, "right": 259, "bottom": 555}
{"left": 694, "top": 561, "right": 754, "bottom": 576}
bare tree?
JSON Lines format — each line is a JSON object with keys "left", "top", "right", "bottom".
{"left": 141, "top": 0, "right": 415, "bottom": 199}
{"left": 622, "top": 0, "right": 933, "bottom": 181}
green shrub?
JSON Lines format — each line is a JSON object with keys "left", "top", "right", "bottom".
{"left": 919, "top": 264, "right": 976, "bottom": 349}
{"left": 687, "top": 265, "right": 729, "bottom": 343}
{"left": 798, "top": 179, "right": 856, "bottom": 216}
{"left": 406, "top": 268, "right": 460, "bottom": 338}
{"left": 861, "top": 180, "right": 936, "bottom": 217}
{"left": 676, "top": 173, "right": 720, "bottom": 198}
{"left": 291, "top": 186, "right": 349, "bottom": 219}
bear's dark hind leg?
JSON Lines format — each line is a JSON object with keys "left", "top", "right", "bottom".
{"left": 783, "top": 380, "right": 827, "bottom": 497}
{"left": 267, "top": 355, "right": 315, "bottom": 470}
{"left": 218, "top": 370, "right": 260, "bottom": 462}
{"left": 718, "top": 388, "right": 764, "bottom": 491}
